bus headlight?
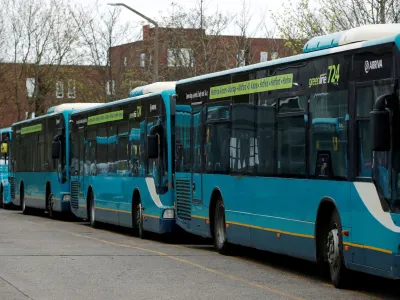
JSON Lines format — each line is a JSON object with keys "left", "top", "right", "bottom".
{"left": 62, "top": 194, "right": 71, "bottom": 202}
{"left": 162, "top": 209, "right": 175, "bottom": 219}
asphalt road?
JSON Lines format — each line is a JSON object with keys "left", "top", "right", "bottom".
{"left": 0, "top": 209, "right": 398, "bottom": 300}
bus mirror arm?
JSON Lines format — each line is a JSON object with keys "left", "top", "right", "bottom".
{"left": 370, "top": 93, "right": 395, "bottom": 152}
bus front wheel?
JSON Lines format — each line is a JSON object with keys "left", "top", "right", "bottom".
{"left": 133, "top": 200, "right": 146, "bottom": 239}
{"left": 327, "top": 209, "right": 349, "bottom": 288}
{"left": 213, "top": 198, "right": 230, "bottom": 255}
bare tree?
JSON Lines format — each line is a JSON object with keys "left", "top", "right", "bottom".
{"left": 158, "top": 0, "right": 232, "bottom": 79}
{"left": 273, "top": 0, "right": 400, "bottom": 53}
{"left": 72, "top": 1, "right": 137, "bottom": 101}
{"left": 0, "top": 0, "right": 85, "bottom": 119}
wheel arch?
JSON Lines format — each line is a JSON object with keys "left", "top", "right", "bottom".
{"left": 209, "top": 187, "right": 223, "bottom": 239}
{"left": 314, "top": 197, "right": 340, "bottom": 263}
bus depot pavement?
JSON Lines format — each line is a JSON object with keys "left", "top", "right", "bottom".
{"left": 0, "top": 209, "right": 398, "bottom": 300}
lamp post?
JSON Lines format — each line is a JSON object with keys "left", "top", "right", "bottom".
{"left": 108, "top": 3, "right": 159, "bottom": 82}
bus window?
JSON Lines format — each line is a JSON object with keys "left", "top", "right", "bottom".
{"left": 309, "top": 91, "right": 348, "bottom": 178}
{"left": 277, "top": 96, "right": 307, "bottom": 176}
{"left": 205, "top": 104, "right": 230, "bottom": 174}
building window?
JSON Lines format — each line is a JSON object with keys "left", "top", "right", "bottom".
{"left": 56, "top": 81, "right": 64, "bottom": 98}
{"left": 124, "top": 57, "right": 128, "bottom": 67}
{"left": 237, "top": 49, "right": 245, "bottom": 67}
{"left": 167, "top": 48, "right": 194, "bottom": 67}
{"left": 26, "top": 78, "right": 35, "bottom": 98}
{"left": 106, "top": 80, "right": 115, "bottom": 96}
{"left": 68, "top": 79, "right": 76, "bottom": 99}
{"left": 260, "top": 51, "right": 268, "bottom": 62}
{"left": 140, "top": 53, "right": 146, "bottom": 68}
{"left": 271, "top": 52, "right": 279, "bottom": 60}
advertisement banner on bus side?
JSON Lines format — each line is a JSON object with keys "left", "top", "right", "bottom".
{"left": 209, "top": 74, "right": 293, "bottom": 100}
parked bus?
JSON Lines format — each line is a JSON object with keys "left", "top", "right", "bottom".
{"left": 173, "top": 24, "right": 400, "bottom": 287}
{"left": 10, "top": 103, "right": 101, "bottom": 217}
{"left": 0, "top": 127, "right": 12, "bottom": 208}
{"left": 69, "top": 82, "right": 176, "bottom": 238}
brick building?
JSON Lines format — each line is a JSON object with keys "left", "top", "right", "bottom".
{"left": 0, "top": 64, "right": 105, "bottom": 127}
{"left": 110, "top": 25, "right": 294, "bottom": 96}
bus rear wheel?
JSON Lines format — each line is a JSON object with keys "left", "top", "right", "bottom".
{"left": 213, "top": 198, "right": 230, "bottom": 254}
{"left": 46, "top": 193, "right": 54, "bottom": 219}
{"left": 89, "top": 192, "right": 97, "bottom": 228}
{"left": 326, "top": 209, "right": 349, "bottom": 288}
{"left": 22, "top": 195, "right": 30, "bottom": 215}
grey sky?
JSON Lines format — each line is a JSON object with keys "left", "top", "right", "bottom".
{"left": 72, "top": 0, "right": 291, "bottom": 38}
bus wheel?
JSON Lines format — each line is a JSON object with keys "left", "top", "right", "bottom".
{"left": 326, "top": 209, "right": 348, "bottom": 288}
{"left": 213, "top": 198, "right": 230, "bottom": 254}
{"left": 133, "top": 200, "right": 145, "bottom": 239}
{"left": 46, "top": 193, "right": 54, "bottom": 219}
{"left": 89, "top": 193, "right": 97, "bottom": 228}
{"left": 22, "top": 195, "right": 30, "bottom": 215}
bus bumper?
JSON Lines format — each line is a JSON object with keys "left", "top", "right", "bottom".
{"left": 52, "top": 193, "right": 71, "bottom": 213}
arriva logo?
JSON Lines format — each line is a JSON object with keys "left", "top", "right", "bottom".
{"left": 365, "top": 59, "right": 383, "bottom": 73}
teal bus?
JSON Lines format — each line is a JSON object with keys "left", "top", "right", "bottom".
{"left": 10, "top": 103, "right": 100, "bottom": 217}
{"left": 0, "top": 127, "right": 12, "bottom": 208}
{"left": 69, "top": 82, "right": 177, "bottom": 237}
{"left": 173, "top": 24, "right": 400, "bottom": 287}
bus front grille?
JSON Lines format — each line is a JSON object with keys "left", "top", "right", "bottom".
{"left": 9, "top": 177, "right": 15, "bottom": 200}
{"left": 176, "top": 179, "right": 191, "bottom": 220}
{"left": 71, "top": 181, "right": 79, "bottom": 210}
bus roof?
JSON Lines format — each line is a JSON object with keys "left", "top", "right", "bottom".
{"left": 0, "top": 127, "right": 11, "bottom": 134}
{"left": 129, "top": 82, "right": 176, "bottom": 97}
{"left": 177, "top": 24, "right": 400, "bottom": 86}
{"left": 46, "top": 103, "right": 102, "bottom": 114}
{"left": 12, "top": 103, "right": 103, "bottom": 127}
{"left": 71, "top": 89, "right": 175, "bottom": 116}
{"left": 303, "top": 24, "right": 400, "bottom": 53}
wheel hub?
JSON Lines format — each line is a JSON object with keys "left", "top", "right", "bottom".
{"left": 327, "top": 228, "right": 340, "bottom": 271}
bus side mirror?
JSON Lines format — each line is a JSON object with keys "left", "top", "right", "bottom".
{"left": 147, "top": 135, "right": 159, "bottom": 159}
{"left": 1, "top": 143, "right": 7, "bottom": 154}
{"left": 52, "top": 141, "right": 61, "bottom": 159}
{"left": 370, "top": 108, "right": 390, "bottom": 151}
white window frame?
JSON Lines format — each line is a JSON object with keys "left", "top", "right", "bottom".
{"left": 237, "top": 49, "right": 245, "bottom": 67}
{"left": 106, "top": 80, "right": 115, "bottom": 96}
{"left": 56, "top": 81, "right": 64, "bottom": 98}
{"left": 124, "top": 57, "right": 128, "bottom": 67}
{"left": 68, "top": 79, "right": 76, "bottom": 99}
{"left": 140, "top": 53, "right": 146, "bottom": 68}
{"left": 260, "top": 51, "right": 268, "bottom": 62}
{"left": 26, "top": 78, "right": 35, "bottom": 98}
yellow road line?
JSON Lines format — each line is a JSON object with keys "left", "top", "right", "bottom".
{"left": 22, "top": 219, "right": 304, "bottom": 300}
{"left": 20, "top": 217, "right": 382, "bottom": 300}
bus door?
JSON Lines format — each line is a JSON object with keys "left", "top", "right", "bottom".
{"left": 353, "top": 79, "right": 393, "bottom": 269}
{"left": 77, "top": 128, "right": 85, "bottom": 206}
{"left": 191, "top": 103, "right": 204, "bottom": 221}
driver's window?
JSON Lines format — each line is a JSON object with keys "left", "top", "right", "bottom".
{"left": 356, "top": 83, "right": 392, "bottom": 178}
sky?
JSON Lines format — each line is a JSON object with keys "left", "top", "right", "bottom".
{"left": 72, "top": 0, "right": 290, "bottom": 38}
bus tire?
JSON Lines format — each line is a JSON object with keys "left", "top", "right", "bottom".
{"left": 213, "top": 198, "right": 230, "bottom": 255}
{"left": 327, "top": 209, "right": 349, "bottom": 288}
{"left": 46, "top": 193, "right": 54, "bottom": 219}
{"left": 88, "top": 191, "right": 97, "bottom": 228}
{"left": 21, "top": 194, "right": 30, "bottom": 215}
{"left": 133, "top": 199, "right": 146, "bottom": 239}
